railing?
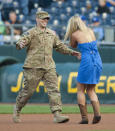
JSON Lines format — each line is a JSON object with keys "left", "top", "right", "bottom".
{"left": 0, "top": 24, "right": 115, "bottom": 45}
{"left": 0, "top": 24, "right": 34, "bottom": 45}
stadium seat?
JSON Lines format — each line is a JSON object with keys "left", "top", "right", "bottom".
{"left": 34, "top": 3, "right": 39, "bottom": 9}
{"left": 102, "top": 13, "right": 108, "bottom": 20}
{"left": 80, "top": 7, "right": 86, "bottom": 15}
{"left": 57, "top": 1, "right": 64, "bottom": 8}
{"left": 65, "top": 6, "right": 73, "bottom": 16}
{"left": 15, "top": 9, "right": 20, "bottom": 15}
{"left": 89, "top": 11, "right": 98, "bottom": 21}
{"left": 30, "top": 8, "right": 37, "bottom": 15}
{"left": 37, "top": 7, "right": 43, "bottom": 12}
{"left": 109, "top": 6, "right": 115, "bottom": 13}
{"left": 79, "top": 1, "right": 86, "bottom": 7}
{"left": 60, "top": 13, "right": 67, "bottom": 22}
{"left": 25, "top": 20, "right": 32, "bottom": 24}
{"left": 13, "top": 1, "right": 19, "bottom": 8}
{"left": 53, "top": 19, "right": 59, "bottom": 27}
{"left": 110, "top": 19, "right": 115, "bottom": 26}
{"left": 18, "top": 14, "right": 25, "bottom": 22}
{"left": 62, "top": 25, "right": 66, "bottom": 32}
{"left": 50, "top": 7, "right": 58, "bottom": 14}
{"left": 71, "top": 0, "right": 78, "bottom": 8}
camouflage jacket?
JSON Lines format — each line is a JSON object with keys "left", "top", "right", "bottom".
{"left": 16, "top": 26, "right": 75, "bottom": 69}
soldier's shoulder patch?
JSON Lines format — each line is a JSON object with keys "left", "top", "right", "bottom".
{"left": 21, "top": 31, "right": 30, "bottom": 37}
{"left": 23, "top": 31, "right": 30, "bottom": 36}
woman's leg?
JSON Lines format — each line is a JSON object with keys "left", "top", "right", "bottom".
{"left": 77, "top": 82, "right": 86, "bottom": 105}
{"left": 86, "top": 84, "right": 101, "bottom": 124}
{"left": 77, "top": 82, "right": 88, "bottom": 124}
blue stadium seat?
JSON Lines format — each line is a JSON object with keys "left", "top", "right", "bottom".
{"left": 51, "top": 1, "right": 58, "bottom": 8}
{"left": 99, "top": 13, "right": 111, "bottom": 25}
{"left": 80, "top": 7, "right": 87, "bottom": 15}
{"left": 79, "top": 1, "right": 86, "bottom": 7}
{"left": 50, "top": 7, "right": 58, "bottom": 14}
{"left": 110, "top": 19, "right": 115, "bottom": 26}
{"left": 91, "top": 0, "right": 98, "bottom": 7}
{"left": 3, "top": 1, "right": 13, "bottom": 8}
{"left": 13, "top": 1, "right": 19, "bottom": 8}
{"left": 30, "top": 8, "right": 37, "bottom": 15}
{"left": 69, "top": 0, "right": 78, "bottom": 8}
{"left": 60, "top": 13, "right": 67, "bottom": 22}
{"left": 102, "top": 13, "right": 108, "bottom": 20}
{"left": 37, "top": 7, "right": 43, "bottom": 12}
{"left": 34, "top": 3, "right": 39, "bottom": 9}
{"left": 56, "top": 1, "right": 64, "bottom": 8}
{"left": 89, "top": 11, "right": 98, "bottom": 21}
{"left": 65, "top": 6, "right": 73, "bottom": 16}
{"left": 62, "top": 25, "right": 66, "bottom": 32}
{"left": 25, "top": 20, "right": 32, "bottom": 24}
{"left": 15, "top": 9, "right": 20, "bottom": 15}
{"left": 52, "top": 19, "right": 60, "bottom": 27}
{"left": 30, "top": 14, "right": 36, "bottom": 22}
{"left": 18, "top": 14, "right": 25, "bottom": 23}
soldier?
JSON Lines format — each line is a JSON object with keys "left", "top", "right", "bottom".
{"left": 13, "top": 11, "right": 81, "bottom": 123}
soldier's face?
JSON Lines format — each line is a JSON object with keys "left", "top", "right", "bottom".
{"left": 36, "top": 18, "right": 49, "bottom": 28}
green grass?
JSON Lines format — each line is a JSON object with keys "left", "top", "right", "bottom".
{"left": 88, "top": 130, "right": 115, "bottom": 131}
{"left": 78, "top": 130, "right": 115, "bottom": 131}
{"left": 0, "top": 104, "right": 115, "bottom": 114}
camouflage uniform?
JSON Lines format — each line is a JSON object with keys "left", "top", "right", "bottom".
{"left": 14, "top": 11, "right": 76, "bottom": 120}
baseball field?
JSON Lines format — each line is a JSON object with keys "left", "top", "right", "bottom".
{"left": 0, "top": 104, "right": 115, "bottom": 131}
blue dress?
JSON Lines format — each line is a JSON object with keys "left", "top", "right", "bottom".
{"left": 77, "top": 41, "right": 102, "bottom": 84}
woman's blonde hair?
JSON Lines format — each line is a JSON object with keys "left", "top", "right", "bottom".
{"left": 64, "top": 15, "right": 88, "bottom": 41}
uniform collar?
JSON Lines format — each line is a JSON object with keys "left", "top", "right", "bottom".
{"left": 36, "top": 26, "right": 50, "bottom": 34}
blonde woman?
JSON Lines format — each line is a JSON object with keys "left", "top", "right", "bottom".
{"left": 64, "top": 15, "right": 102, "bottom": 124}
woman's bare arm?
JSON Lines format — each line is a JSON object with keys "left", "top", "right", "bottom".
{"left": 70, "top": 33, "right": 78, "bottom": 48}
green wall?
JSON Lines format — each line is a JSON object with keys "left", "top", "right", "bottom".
{"left": 0, "top": 44, "right": 115, "bottom": 63}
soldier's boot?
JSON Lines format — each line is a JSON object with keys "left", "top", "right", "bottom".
{"left": 91, "top": 101, "right": 101, "bottom": 124}
{"left": 78, "top": 104, "right": 88, "bottom": 124}
{"left": 12, "top": 105, "right": 21, "bottom": 123}
{"left": 53, "top": 111, "right": 69, "bottom": 123}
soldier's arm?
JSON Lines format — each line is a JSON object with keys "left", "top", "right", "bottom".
{"left": 16, "top": 29, "right": 33, "bottom": 50}
{"left": 53, "top": 35, "right": 78, "bottom": 56}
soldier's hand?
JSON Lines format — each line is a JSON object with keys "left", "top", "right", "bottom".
{"left": 76, "top": 52, "right": 81, "bottom": 60}
{"left": 19, "top": 40, "right": 26, "bottom": 49}
{"left": 72, "top": 51, "right": 81, "bottom": 60}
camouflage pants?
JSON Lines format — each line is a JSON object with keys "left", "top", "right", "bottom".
{"left": 16, "top": 68, "right": 62, "bottom": 113}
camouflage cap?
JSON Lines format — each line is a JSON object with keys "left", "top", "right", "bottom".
{"left": 36, "top": 11, "right": 50, "bottom": 19}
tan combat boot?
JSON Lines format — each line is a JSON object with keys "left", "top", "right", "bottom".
{"left": 91, "top": 101, "right": 101, "bottom": 124}
{"left": 78, "top": 104, "right": 88, "bottom": 124}
{"left": 12, "top": 105, "right": 21, "bottom": 123}
{"left": 53, "top": 111, "right": 69, "bottom": 123}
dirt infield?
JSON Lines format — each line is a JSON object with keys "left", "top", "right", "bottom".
{"left": 0, "top": 114, "right": 115, "bottom": 131}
